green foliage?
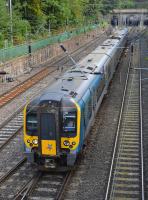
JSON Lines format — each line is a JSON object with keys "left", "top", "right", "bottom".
{"left": 42, "top": 0, "right": 71, "bottom": 28}
{"left": 13, "top": 19, "right": 31, "bottom": 43}
{"left": 42, "top": 0, "right": 85, "bottom": 28}
{"left": 84, "top": 0, "right": 103, "bottom": 20}
{"left": 101, "top": 0, "right": 115, "bottom": 14}
{"left": 116, "top": 0, "right": 134, "bottom": 9}
{"left": 0, "top": 0, "right": 135, "bottom": 48}
{"left": 0, "top": 0, "right": 9, "bottom": 46}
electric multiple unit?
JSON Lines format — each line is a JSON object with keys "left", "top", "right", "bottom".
{"left": 23, "top": 28, "right": 128, "bottom": 170}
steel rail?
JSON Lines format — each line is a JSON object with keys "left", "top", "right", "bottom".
{"left": 0, "top": 127, "right": 22, "bottom": 152}
{"left": 14, "top": 172, "right": 42, "bottom": 200}
{"left": 139, "top": 39, "right": 145, "bottom": 200}
{"left": 0, "top": 158, "right": 26, "bottom": 186}
{"left": 14, "top": 171, "right": 72, "bottom": 200}
{"left": 105, "top": 46, "right": 131, "bottom": 200}
{"left": 55, "top": 171, "right": 72, "bottom": 200}
{"left": 0, "top": 67, "right": 58, "bottom": 108}
{"left": 105, "top": 30, "right": 146, "bottom": 200}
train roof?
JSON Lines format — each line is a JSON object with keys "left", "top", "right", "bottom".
{"left": 78, "top": 38, "right": 120, "bottom": 74}
{"left": 113, "top": 28, "right": 128, "bottom": 37}
{"left": 29, "top": 28, "right": 128, "bottom": 105}
{"left": 66, "top": 28, "right": 128, "bottom": 75}
{"left": 40, "top": 72, "right": 95, "bottom": 101}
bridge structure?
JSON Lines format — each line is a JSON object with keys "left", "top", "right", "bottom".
{"left": 112, "top": 9, "right": 148, "bottom": 26}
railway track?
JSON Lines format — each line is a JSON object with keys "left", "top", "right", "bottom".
{"left": 0, "top": 33, "right": 106, "bottom": 109}
{"left": 105, "top": 38, "right": 144, "bottom": 199}
{"left": 140, "top": 30, "right": 148, "bottom": 199}
{"left": 0, "top": 112, "right": 23, "bottom": 151}
{"left": 0, "top": 134, "right": 72, "bottom": 200}
{"left": 0, "top": 157, "right": 39, "bottom": 200}
{"left": 0, "top": 158, "right": 26, "bottom": 185}
{"left": 0, "top": 67, "right": 58, "bottom": 108}
{"left": 14, "top": 171, "right": 72, "bottom": 200}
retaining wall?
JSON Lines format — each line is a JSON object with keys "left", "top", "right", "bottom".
{"left": 0, "top": 28, "right": 106, "bottom": 77}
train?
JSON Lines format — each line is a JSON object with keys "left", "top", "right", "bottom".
{"left": 23, "top": 28, "right": 128, "bottom": 170}
{"left": 144, "top": 16, "right": 148, "bottom": 26}
{"left": 111, "top": 16, "right": 118, "bottom": 26}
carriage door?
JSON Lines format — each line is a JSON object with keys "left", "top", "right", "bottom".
{"left": 39, "top": 111, "right": 58, "bottom": 156}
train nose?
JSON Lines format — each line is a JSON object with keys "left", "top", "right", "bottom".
{"left": 41, "top": 140, "right": 57, "bottom": 156}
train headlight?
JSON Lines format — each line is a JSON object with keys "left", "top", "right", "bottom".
{"left": 72, "top": 141, "right": 76, "bottom": 145}
{"left": 63, "top": 140, "right": 70, "bottom": 146}
{"left": 27, "top": 139, "right": 30, "bottom": 143}
{"left": 32, "top": 139, "right": 38, "bottom": 145}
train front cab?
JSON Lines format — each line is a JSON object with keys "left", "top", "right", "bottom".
{"left": 24, "top": 97, "right": 81, "bottom": 170}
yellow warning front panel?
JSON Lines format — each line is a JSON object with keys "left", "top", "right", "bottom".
{"left": 41, "top": 140, "right": 56, "bottom": 156}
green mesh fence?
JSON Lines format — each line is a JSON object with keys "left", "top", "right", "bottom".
{"left": 0, "top": 44, "right": 28, "bottom": 62}
{"left": 0, "top": 24, "right": 99, "bottom": 62}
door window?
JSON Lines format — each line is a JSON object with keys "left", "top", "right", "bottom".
{"left": 40, "top": 113, "right": 56, "bottom": 140}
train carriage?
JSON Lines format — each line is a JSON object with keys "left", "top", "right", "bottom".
{"left": 23, "top": 28, "right": 128, "bottom": 170}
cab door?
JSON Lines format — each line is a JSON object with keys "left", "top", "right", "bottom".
{"left": 40, "top": 113, "right": 57, "bottom": 156}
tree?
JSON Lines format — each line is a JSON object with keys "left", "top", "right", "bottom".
{"left": 68, "top": 0, "right": 85, "bottom": 25}
{"left": 0, "top": 0, "right": 136, "bottom": 47}
{"left": 101, "top": 0, "right": 115, "bottom": 14}
{"left": 116, "top": 0, "right": 134, "bottom": 9}
{"left": 84, "top": 0, "right": 103, "bottom": 20}
{"left": 42, "top": 0, "right": 84, "bottom": 29}
{"left": 42, "top": 0, "right": 71, "bottom": 29}
{"left": 24, "top": 0, "right": 46, "bottom": 34}
{"left": 0, "top": 0, "right": 9, "bottom": 47}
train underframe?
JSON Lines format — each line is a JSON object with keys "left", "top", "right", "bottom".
{"left": 25, "top": 148, "right": 77, "bottom": 171}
